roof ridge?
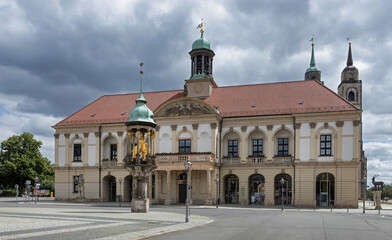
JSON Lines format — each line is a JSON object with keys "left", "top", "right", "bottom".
{"left": 216, "top": 80, "right": 306, "bottom": 89}
{"left": 102, "top": 89, "right": 183, "bottom": 97}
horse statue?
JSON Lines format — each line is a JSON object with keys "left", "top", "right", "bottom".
{"left": 372, "top": 175, "right": 384, "bottom": 191}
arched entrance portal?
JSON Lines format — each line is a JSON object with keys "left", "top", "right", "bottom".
{"left": 274, "top": 174, "right": 292, "bottom": 206}
{"left": 103, "top": 175, "right": 116, "bottom": 202}
{"left": 316, "top": 173, "right": 335, "bottom": 207}
{"left": 224, "top": 174, "right": 239, "bottom": 204}
{"left": 124, "top": 175, "right": 133, "bottom": 202}
{"left": 249, "top": 174, "right": 265, "bottom": 205}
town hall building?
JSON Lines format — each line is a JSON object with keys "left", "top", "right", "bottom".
{"left": 53, "top": 26, "right": 365, "bottom": 208}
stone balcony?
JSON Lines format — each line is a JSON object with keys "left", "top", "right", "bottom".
{"left": 222, "top": 157, "right": 241, "bottom": 164}
{"left": 102, "top": 159, "right": 118, "bottom": 166}
{"left": 246, "top": 156, "right": 266, "bottom": 164}
{"left": 155, "top": 153, "right": 215, "bottom": 163}
{"left": 272, "top": 156, "right": 293, "bottom": 164}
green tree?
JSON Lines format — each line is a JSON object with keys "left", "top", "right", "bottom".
{"left": 382, "top": 184, "right": 392, "bottom": 199}
{"left": 0, "top": 133, "right": 54, "bottom": 191}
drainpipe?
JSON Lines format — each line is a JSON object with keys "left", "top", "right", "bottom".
{"left": 98, "top": 125, "right": 102, "bottom": 201}
{"left": 292, "top": 116, "right": 296, "bottom": 206}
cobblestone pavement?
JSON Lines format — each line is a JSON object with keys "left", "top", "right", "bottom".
{"left": 0, "top": 200, "right": 212, "bottom": 240}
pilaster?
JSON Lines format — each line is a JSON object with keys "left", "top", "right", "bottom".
{"left": 154, "top": 171, "right": 159, "bottom": 203}
{"left": 165, "top": 170, "right": 171, "bottom": 205}
{"left": 192, "top": 124, "right": 199, "bottom": 152}
{"left": 295, "top": 123, "right": 301, "bottom": 161}
{"left": 83, "top": 133, "right": 89, "bottom": 166}
{"left": 54, "top": 134, "right": 59, "bottom": 166}
{"left": 336, "top": 121, "right": 344, "bottom": 161}
{"left": 210, "top": 123, "right": 217, "bottom": 156}
{"left": 171, "top": 125, "right": 177, "bottom": 153}
{"left": 65, "top": 133, "right": 70, "bottom": 166}
{"left": 266, "top": 125, "right": 273, "bottom": 161}
{"left": 353, "top": 120, "right": 360, "bottom": 160}
{"left": 117, "top": 131, "right": 124, "bottom": 164}
{"left": 309, "top": 123, "right": 316, "bottom": 161}
{"left": 154, "top": 126, "right": 160, "bottom": 154}
{"left": 240, "top": 126, "right": 247, "bottom": 162}
{"left": 94, "top": 132, "right": 100, "bottom": 166}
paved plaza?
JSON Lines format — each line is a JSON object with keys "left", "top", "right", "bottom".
{"left": 0, "top": 198, "right": 392, "bottom": 240}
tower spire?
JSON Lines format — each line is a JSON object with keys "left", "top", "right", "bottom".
{"left": 137, "top": 62, "right": 146, "bottom": 102}
{"left": 347, "top": 42, "right": 353, "bottom": 66}
{"left": 310, "top": 43, "right": 316, "bottom": 67}
{"left": 305, "top": 40, "right": 321, "bottom": 82}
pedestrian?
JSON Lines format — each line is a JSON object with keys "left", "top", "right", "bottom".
{"left": 255, "top": 194, "right": 259, "bottom": 204}
{"left": 251, "top": 195, "right": 255, "bottom": 205}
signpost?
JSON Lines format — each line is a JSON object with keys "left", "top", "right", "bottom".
{"left": 34, "top": 177, "right": 40, "bottom": 204}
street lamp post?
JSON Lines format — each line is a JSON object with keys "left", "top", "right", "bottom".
{"left": 215, "top": 178, "right": 219, "bottom": 208}
{"left": 280, "top": 177, "right": 285, "bottom": 211}
{"left": 118, "top": 178, "right": 123, "bottom": 207}
{"left": 362, "top": 176, "right": 366, "bottom": 213}
{"left": 34, "top": 177, "right": 39, "bottom": 204}
{"left": 184, "top": 160, "right": 192, "bottom": 222}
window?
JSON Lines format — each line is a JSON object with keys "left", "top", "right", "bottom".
{"left": 73, "top": 175, "right": 79, "bottom": 193}
{"left": 110, "top": 144, "right": 117, "bottom": 160}
{"left": 278, "top": 138, "right": 289, "bottom": 157}
{"left": 253, "top": 139, "right": 263, "bottom": 157}
{"left": 228, "top": 140, "right": 238, "bottom": 158}
{"left": 73, "top": 144, "right": 82, "bottom": 161}
{"left": 348, "top": 91, "right": 355, "bottom": 101}
{"left": 179, "top": 139, "right": 191, "bottom": 153}
{"left": 320, "top": 135, "right": 332, "bottom": 156}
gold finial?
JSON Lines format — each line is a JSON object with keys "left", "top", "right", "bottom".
{"left": 140, "top": 62, "right": 143, "bottom": 75}
{"left": 347, "top": 35, "right": 351, "bottom": 45}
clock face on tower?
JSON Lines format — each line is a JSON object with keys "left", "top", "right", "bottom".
{"left": 194, "top": 83, "right": 202, "bottom": 93}
{"left": 348, "top": 71, "right": 355, "bottom": 77}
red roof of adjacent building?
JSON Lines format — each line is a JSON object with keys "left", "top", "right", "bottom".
{"left": 55, "top": 80, "right": 357, "bottom": 126}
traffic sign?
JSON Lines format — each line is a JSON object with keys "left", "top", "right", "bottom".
{"left": 15, "top": 184, "right": 19, "bottom": 189}
{"left": 26, "top": 180, "right": 31, "bottom": 185}
{"left": 35, "top": 184, "right": 40, "bottom": 190}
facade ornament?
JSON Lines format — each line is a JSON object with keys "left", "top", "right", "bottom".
{"left": 241, "top": 126, "right": 247, "bottom": 132}
{"left": 54, "top": 134, "right": 59, "bottom": 139}
{"left": 267, "top": 125, "right": 273, "bottom": 131}
{"left": 192, "top": 124, "right": 199, "bottom": 130}
{"left": 83, "top": 133, "right": 89, "bottom": 138}
{"left": 210, "top": 123, "right": 217, "bottom": 129}
{"left": 295, "top": 123, "right": 301, "bottom": 129}
{"left": 158, "top": 100, "right": 214, "bottom": 117}
{"left": 336, "top": 121, "right": 344, "bottom": 127}
{"left": 309, "top": 122, "right": 316, "bottom": 128}
{"left": 183, "top": 126, "right": 187, "bottom": 131}
{"left": 171, "top": 125, "right": 177, "bottom": 131}
{"left": 324, "top": 122, "right": 329, "bottom": 128}
{"left": 117, "top": 131, "right": 124, "bottom": 137}
{"left": 353, "top": 120, "right": 360, "bottom": 126}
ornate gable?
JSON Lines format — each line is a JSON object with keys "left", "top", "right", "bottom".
{"left": 155, "top": 98, "right": 218, "bottom": 117}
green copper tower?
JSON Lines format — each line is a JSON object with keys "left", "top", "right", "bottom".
{"left": 305, "top": 43, "right": 321, "bottom": 82}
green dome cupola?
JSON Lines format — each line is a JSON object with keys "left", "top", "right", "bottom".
{"left": 127, "top": 63, "right": 156, "bottom": 128}
{"left": 192, "top": 31, "right": 211, "bottom": 50}
{"left": 189, "top": 19, "right": 215, "bottom": 80}
{"left": 305, "top": 42, "right": 322, "bottom": 82}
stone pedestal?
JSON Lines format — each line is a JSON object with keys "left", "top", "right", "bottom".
{"left": 374, "top": 190, "right": 382, "bottom": 210}
{"left": 131, "top": 198, "right": 149, "bottom": 213}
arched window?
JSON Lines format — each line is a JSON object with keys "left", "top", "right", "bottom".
{"left": 348, "top": 91, "right": 355, "bottom": 101}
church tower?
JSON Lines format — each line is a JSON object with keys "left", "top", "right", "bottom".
{"left": 305, "top": 43, "right": 322, "bottom": 82}
{"left": 338, "top": 42, "right": 362, "bottom": 109}
{"left": 185, "top": 20, "right": 217, "bottom": 98}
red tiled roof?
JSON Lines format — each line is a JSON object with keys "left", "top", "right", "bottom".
{"left": 55, "top": 80, "right": 357, "bottom": 126}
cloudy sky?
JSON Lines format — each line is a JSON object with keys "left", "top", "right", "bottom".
{"left": 0, "top": 0, "right": 391, "bottom": 184}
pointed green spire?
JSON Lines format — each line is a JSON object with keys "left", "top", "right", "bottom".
{"left": 128, "top": 63, "right": 155, "bottom": 125}
{"left": 306, "top": 43, "right": 321, "bottom": 73}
